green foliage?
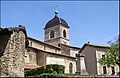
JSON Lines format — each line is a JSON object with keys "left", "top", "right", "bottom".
{"left": 25, "top": 64, "right": 65, "bottom": 77}
{"left": 99, "top": 36, "right": 119, "bottom": 67}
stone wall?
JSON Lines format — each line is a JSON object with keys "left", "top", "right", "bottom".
{"left": 36, "top": 50, "right": 47, "bottom": 66}
{"left": 44, "top": 25, "right": 69, "bottom": 46}
{"left": 0, "top": 26, "right": 26, "bottom": 77}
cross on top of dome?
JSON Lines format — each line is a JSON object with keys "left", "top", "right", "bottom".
{"left": 44, "top": 7, "right": 69, "bottom": 29}
{"left": 55, "top": 6, "right": 58, "bottom": 15}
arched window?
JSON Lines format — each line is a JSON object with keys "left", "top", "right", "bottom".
{"left": 50, "top": 30, "right": 54, "bottom": 38}
{"left": 63, "top": 30, "right": 66, "bottom": 38}
{"left": 69, "top": 63, "right": 73, "bottom": 74}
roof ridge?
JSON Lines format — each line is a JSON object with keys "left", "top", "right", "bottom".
{"left": 85, "top": 43, "right": 110, "bottom": 48}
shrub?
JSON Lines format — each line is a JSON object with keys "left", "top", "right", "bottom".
{"left": 25, "top": 64, "right": 65, "bottom": 77}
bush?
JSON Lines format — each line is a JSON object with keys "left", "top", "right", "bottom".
{"left": 25, "top": 64, "right": 65, "bottom": 77}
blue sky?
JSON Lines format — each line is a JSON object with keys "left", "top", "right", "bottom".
{"left": 1, "top": 1, "right": 119, "bottom": 47}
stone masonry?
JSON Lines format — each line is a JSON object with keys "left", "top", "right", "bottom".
{"left": 0, "top": 26, "right": 27, "bottom": 77}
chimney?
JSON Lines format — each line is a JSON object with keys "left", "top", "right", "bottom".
{"left": 87, "top": 41, "right": 90, "bottom": 44}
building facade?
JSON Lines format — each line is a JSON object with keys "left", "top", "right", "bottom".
{"left": 24, "top": 11, "right": 81, "bottom": 74}
{"left": 79, "top": 43, "right": 119, "bottom": 75}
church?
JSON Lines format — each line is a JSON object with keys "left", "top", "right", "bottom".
{"left": 0, "top": 10, "right": 119, "bottom": 77}
{"left": 24, "top": 10, "right": 81, "bottom": 74}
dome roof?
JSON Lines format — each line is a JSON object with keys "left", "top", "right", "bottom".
{"left": 44, "top": 15, "right": 69, "bottom": 29}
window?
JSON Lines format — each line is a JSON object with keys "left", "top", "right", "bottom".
{"left": 58, "top": 44, "right": 60, "bottom": 47}
{"left": 50, "top": 30, "right": 55, "bottom": 38}
{"left": 69, "top": 63, "right": 73, "bottom": 74}
{"left": 111, "top": 66, "right": 115, "bottom": 75}
{"left": 55, "top": 49, "right": 57, "bottom": 53}
{"left": 63, "top": 30, "right": 66, "bottom": 38}
{"left": 44, "top": 46, "right": 46, "bottom": 50}
{"left": 102, "top": 55, "right": 105, "bottom": 58}
{"left": 29, "top": 41, "right": 32, "bottom": 46}
{"left": 103, "top": 66, "right": 107, "bottom": 74}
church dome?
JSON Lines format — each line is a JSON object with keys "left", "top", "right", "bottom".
{"left": 44, "top": 13, "right": 69, "bottom": 29}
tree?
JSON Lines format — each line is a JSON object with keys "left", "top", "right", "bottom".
{"left": 99, "top": 35, "right": 119, "bottom": 67}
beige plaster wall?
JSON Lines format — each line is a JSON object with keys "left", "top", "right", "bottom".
{"left": 46, "top": 54, "right": 76, "bottom": 74}
{"left": 28, "top": 39, "right": 61, "bottom": 54}
{"left": 70, "top": 48, "right": 79, "bottom": 57}
{"left": 28, "top": 40, "right": 44, "bottom": 50}
{"left": 96, "top": 50, "right": 119, "bottom": 75}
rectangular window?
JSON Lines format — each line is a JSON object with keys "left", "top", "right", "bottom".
{"left": 29, "top": 41, "right": 32, "bottom": 46}
{"left": 55, "top": 49, "right": 57, "bottom": 53}
{"left": 44, "top": 46, "right": 46, "bottom": 50}
{"left": 111, "top": 66, "right": 115, "bottom": 75}
{"left": 103, "top": 66, "right": 107, "bottom": 74}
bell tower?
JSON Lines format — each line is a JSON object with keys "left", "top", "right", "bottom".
{"left": 44, "top": 9, "right": 70, "bottom": 46}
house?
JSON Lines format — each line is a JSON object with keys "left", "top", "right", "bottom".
{"left": 79, "top": 43, "right": 119, "bottom": 75}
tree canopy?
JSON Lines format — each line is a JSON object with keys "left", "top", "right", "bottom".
{"left": 99, "top": 35, "right": 119, "bottom": 67}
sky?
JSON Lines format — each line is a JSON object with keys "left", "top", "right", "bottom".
{"left": 1, "top": 1, "right": 119, "bottom": 47}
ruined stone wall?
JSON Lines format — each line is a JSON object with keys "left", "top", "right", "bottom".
{"left": 0, "top": 27, "right": 26, "bottom": 77}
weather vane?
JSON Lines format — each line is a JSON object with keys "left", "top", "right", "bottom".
{"left": 55, "top": 6, "right": 58, "bottom": 15}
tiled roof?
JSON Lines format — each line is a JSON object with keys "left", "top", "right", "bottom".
{"left": 79, "top": 43, "right": 110, "bottom": 53}
{"left": 59, "top": 43, "right": 81, "bottom": 50}
{"left": 44, "top": 15, "right": 69, "bottom": 29}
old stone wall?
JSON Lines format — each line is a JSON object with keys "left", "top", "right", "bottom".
{"left": 44, "top": 25, "right": 69, "bottom": 46}
{"left": 0, "top": 27, "right": 26, "bottom": 77}
{"left": 44, "top": 25, "right": 60, "bottom": 41}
